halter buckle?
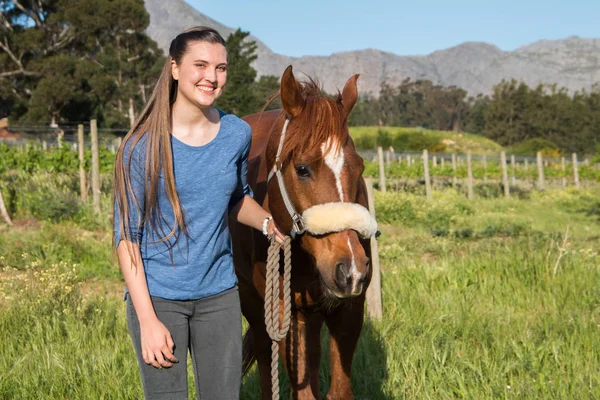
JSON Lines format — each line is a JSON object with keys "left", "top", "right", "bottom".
{"left": 291, "top": 213, "right": 306, "bottom": 236}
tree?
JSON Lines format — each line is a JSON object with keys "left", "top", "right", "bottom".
{"left": 252, "top": 74, "right": 281, "bottom": 112}
{"left": 483, "top": 79, "right": 530, "bottom": 145}
{"left": 216, "top": 29, "right": 257, "bottom": 116}
{"left": 0, "top": 0, "right": 164, "bottom": 127}
{"left": 463, "top": 94, "right": 489, "bottom": 134}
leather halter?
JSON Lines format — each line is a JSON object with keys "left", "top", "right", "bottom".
{"left": 267, "top": 116, "right": 306, "bottom": 239}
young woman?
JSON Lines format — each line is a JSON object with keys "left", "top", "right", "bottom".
{"left": 113, "top": 26, "right": 285, "bottom": 399}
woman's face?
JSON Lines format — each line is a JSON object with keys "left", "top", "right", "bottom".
{"left": 171, "top": 41, "right": 228, "bottom": 109}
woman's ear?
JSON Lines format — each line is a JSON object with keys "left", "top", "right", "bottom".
{"left": 171, "top": 59, "right": 179, "bottom": 81}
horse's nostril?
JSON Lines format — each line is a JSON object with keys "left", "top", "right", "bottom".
{"left": 335, "top": 262, "right": 351, "bottom": 289}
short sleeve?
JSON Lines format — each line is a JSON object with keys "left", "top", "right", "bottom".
{"left": 228, "top": 123, "right": 254, "bottom": 213}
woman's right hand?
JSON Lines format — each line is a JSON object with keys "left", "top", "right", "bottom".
{"left": 139, "top": 317, "right": 178, "bottom": 369}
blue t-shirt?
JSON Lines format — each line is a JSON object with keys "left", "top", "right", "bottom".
{"left": 113, "top": 110, "right": 253, "bottom": 300}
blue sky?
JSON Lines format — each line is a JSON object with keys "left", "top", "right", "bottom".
{"left": 187, "top": 0, "right": 599, "bottom": 57}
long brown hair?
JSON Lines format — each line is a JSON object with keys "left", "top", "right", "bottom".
{"left": 113, "top": 26, "right": 226, "bottom": 265}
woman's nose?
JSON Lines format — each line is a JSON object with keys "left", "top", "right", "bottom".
{"left": 204, "top": 67, "right": 217, "bottom": 83}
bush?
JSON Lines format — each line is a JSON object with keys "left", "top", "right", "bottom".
{"left": 474, "top": 183, "right": 503, "bottom": 199}
{"left": 479, "top": 221, "right": 529, "bottom": 238}
{"left": 375, "top": 195, "right": 417, "bottom": 224}
{"left": 0, "top": 142, "right": 116, "bottom": 175}
{"left": 393, "top": 130, "right": 445, "bottom": 152}
{"left": 1, "top": 171, "right": 81, "bottom": 221}
{"left": 510, "top": 138, "right": 560, "bottom": 157}
{"left": 376, "top": 128, "right": 393, "bottom": 148}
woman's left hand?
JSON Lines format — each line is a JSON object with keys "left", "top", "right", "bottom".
{"left": 267, "top": 218, "right": 287, "bottom": 245}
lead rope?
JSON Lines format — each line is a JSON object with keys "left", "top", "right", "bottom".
{"left": 264, "top": 235, "right": 292, "bottom": 400}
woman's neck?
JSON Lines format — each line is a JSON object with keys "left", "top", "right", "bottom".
{"left": 171, "top": 98, "right": 219, "bottom": 134}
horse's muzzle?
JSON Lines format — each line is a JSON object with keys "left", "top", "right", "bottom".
{"left": 330, "top": 257, "right": 370, "bottom": 298}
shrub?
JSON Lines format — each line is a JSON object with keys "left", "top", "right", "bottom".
{"left": 1, "top": 171, "right": 81, "bottom": 221}
{"left": 354, "top": 134, "right": 376, "bottom": 151}
{"left": 510, "top": 138, "right": 560, "bottom": 157}
{"left": 393, "top": 130, "right": 445, "bottom": 152}
{"left": 375, "top": 195, "right": 417, "bottom": 224}
{"left": 474, "top": 183, "right": 503, "bottom": 199}
{"left": 478, "top": 221, "right": 529, "bottom": 238}
{"left": 376, "top": 128, "right": 393, "bottom": 148}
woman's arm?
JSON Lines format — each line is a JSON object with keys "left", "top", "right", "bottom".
{"left": 230, "top": 195, "right": 286, "bottom": 244}
{"left": 117, "top": 240, "right": 178, "bottom": 369}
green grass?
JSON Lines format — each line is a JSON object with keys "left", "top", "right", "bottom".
{"left": 2, "top": 188, "right": 600, "bottom": 398}
{"left": 350, "top": 126, "right": 503, "bottom": 154}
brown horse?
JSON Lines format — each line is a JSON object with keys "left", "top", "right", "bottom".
{"left": 230, "top": 66, "right": 377, "bottom": 400}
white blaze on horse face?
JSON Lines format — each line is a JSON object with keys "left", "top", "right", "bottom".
{"left": 321, "top": 138, "right": 345, "bottom": 202}
{"left": 346, "top": 238, "right": 362, "bottom": 293}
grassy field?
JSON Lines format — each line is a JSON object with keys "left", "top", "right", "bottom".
{"left": 2, "top": 188, "right": 600, "bottom": 399}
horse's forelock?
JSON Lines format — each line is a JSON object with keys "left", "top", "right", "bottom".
{"left": 280, "top": 79, "right": 348, "bottom": 163}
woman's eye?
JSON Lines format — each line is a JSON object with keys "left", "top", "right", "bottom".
{"left": 295, "top": 165, "right": 311, "bottom": 178}
{"left": 195, "top": 64, "right": 206, "bottom": 68}
{"left": 218, "top": 65, "right": 227, "bottom": 71}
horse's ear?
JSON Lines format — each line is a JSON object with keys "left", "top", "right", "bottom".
{"left": 341, "top": 74, "right": 360, "bottom": 116}
{"left": 280, "top": 65, "right": 304, "bottom": 118}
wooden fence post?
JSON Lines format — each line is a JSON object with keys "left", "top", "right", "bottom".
{"left": 572, "top": 153, "right": 580, "bottom": 188}
{"left": 466, "top": 151, "right": 474, "bottom": 200}
{"left": 561, "top": 157, "right": 567, "bottom": 188}
{"left": 423, "top": 149, "right": 432, "bottom": 199}
{"left": 452, "top": 153, "right": 457, "bottom": 187}
{"left": 537, "top": 152, "right": 545, "bottom": 190}
{"left": 56, "top": 130, "right": 63, "bottom": 149}
{"left": 0, "top": 190, "right": 13, "bottom": 226}
{"left": 364, "top": 178, "right": 382, "bottom": 320}
{"left": 377, "top": 146, "right": 386, "bottom": 193}
{"left": 482, "top": 154, "right": 487, "bottom": 183}
{"left": 510, "top": 154, "right": 516, "bottom": 186}
{"left": 78, "top": 124, "right": 87, "bottom": 202}
{"left": 501, "top": 151, "right": 510, "bottom": 199}
{"left": 90, "top": 119, "right": 101, "bottom": 213}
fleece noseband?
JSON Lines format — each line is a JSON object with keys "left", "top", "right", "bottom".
{"left": 266, "top": 116, "right": 378, "bottom": 239}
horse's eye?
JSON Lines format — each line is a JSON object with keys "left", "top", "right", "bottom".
{"left": 295, "top": 165, "right": 311, "bottom": 178}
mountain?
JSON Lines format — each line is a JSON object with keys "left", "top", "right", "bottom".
{"left": 145, "top": 0, "right": 600, "bottom": 97}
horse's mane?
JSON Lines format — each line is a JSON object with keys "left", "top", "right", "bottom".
{"left": 264, "top": 77, "right": 348, "bottom": 164}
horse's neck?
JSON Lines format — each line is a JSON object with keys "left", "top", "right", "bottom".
{"left": 244, "top": 110, "right": 285, "bottom": 202}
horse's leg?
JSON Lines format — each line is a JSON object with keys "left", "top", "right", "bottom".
{"left": 280, "top": 309, "right": 324, "bottom": 400}
{"left": 238, "top": 279, "right": 277, "bottom": 400}
{"left": 324, "top": 297, "right": 365, "bottom": 400}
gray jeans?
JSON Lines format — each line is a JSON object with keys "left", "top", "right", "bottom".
{"left": 126, "top": 286, "right": 242, "bottom": 400}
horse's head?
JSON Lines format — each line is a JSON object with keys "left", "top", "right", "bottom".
{"left": 266, "top": 66, "right": 377, "bottom": 300}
